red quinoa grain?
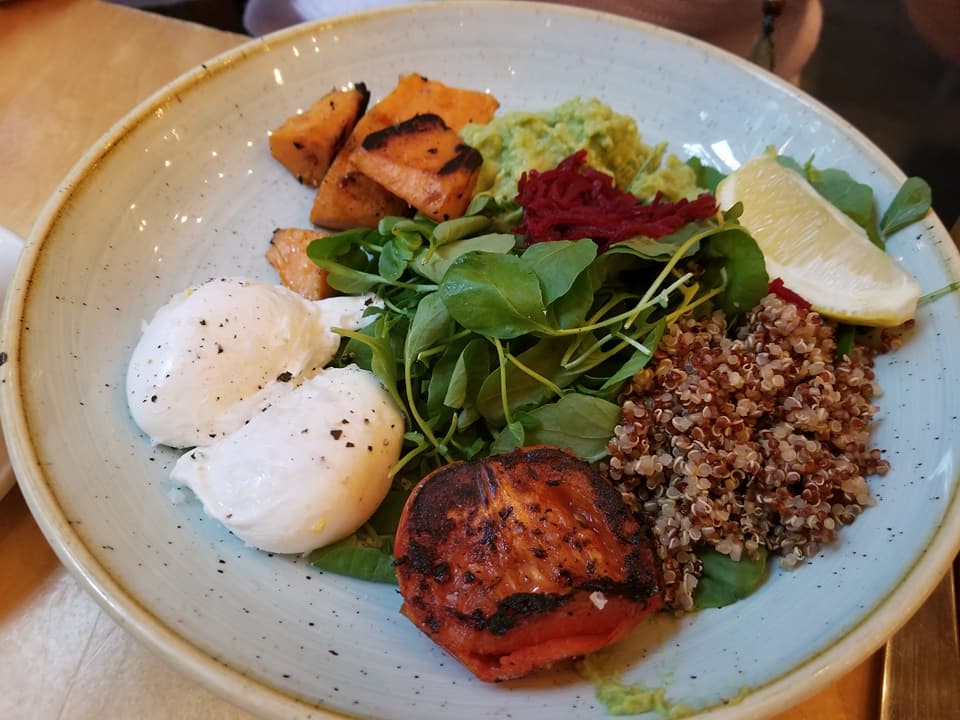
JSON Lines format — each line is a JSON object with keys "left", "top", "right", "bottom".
{"left": 600, "top": 294, "right": 892, "bottom": 612}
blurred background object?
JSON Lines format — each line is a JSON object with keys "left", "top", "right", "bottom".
{"left": 239, "top": 0, "right": 823, "bottom": 84}
{"left": 113, "top": 0, "right": 960, "bottom": 227}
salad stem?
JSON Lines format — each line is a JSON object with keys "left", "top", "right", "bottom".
{"left": 506, "top": 352, "right": 566, "bottom": 397}
{"left": 388, "top": 441, "right": 430, "bottom": 480}
{"left": 637, "top": 232, "right": 704, "bottom": 307}
{"left": 403, "top": 361, "right": 446, "bottom": 459}
{"left": 492, "top": 337, "right": 514, "bottom": 427}
{"left": 919, "top": 281, "right": 960, "bottom": 305}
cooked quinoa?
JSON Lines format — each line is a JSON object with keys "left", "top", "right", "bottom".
{"left": 601, "top": 294, "right": 898, "bottom": 612}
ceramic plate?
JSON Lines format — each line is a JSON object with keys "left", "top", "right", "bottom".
{"left": 3, "top": 3, "right": 958, "bottom": 719}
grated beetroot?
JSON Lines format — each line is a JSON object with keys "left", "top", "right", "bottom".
{"left": 768, "top": 277, "right": 812, "bottom": 309}
{"left": 514, "top": 150, "right": 718, "bottom": 251}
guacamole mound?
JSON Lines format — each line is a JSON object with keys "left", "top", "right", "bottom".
{"left": 461, "top": 97, "right": 700, "bottom": 206}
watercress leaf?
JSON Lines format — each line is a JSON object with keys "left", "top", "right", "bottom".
{"left": 698, "top": 228, "right": 769, "bottom": 316}
{"left": 597, "top": 318, "right": 666, "bottom": 392}
{"left": 339, "top": 321, "right": 378, "bottom": 371}
{"left": 490, "top": 420, "right": 525, "bottom": 455}
{"left": 410, "top": 233, "right": 516, "bottom": 283}
{"left": 775, "top": 154, "right": 804, "bottom": 174}
{"left": 427, "top": 337, "right": 468, "bottom": 417}
{"left": 444, "top": 338, "right": 491, "bottom": 409}
{"left": 309, "top": 257, "right": 384, "bottom": 294}
{"left": 520, "top": 238, "right": 597, "bottom": 305}
{"left": 465, "top": 192, "right": 494, "bottom": 216}
{"left": 693, "top": 547, "right": 768, "bottom": 609}
{"left": 605, "top": 219, "right": 717, "bottom": 261}
{"left": 433, "top": 215, "right": 492, "bottom": 246}
{"left": 686, "top": 156, "right": 726, "bottom": 193}
{"left": 476, "top": 337, "right": 568, "bottom": 424}
{"left": 404, "top": 291, "right": 453, "bottom": 367}
{"left": 308, "top": 536, "right": 397, "bottom": 584}
{"left": 806, "top": 165, "right": 884, "bottom": 248}
{"left": 880, "top": 176, "right": 932, "bottom": 237}
{"left": 378, "top": 237, "right": 414, "bottom": 281}
{"left": 439, "top": 252, "right": 553, "bottom": 339}
{"left": 394, "top": 230, "right": 427, "bottom": 253}
{"left": 722, "top": 201, "right": 743, "bottom": 223}
{"left": 391, "top": 218, "right": 436, "bottom": 238}
{"left": 377, "top": 216, "right": 401, "bottom": 235}
{"left": 519, "top": 394, "right": 622, "bottom": 462}
{"left": 403, "top": 430, "right": 426, "bottom": 446}
{"left": 307, "top": 228, "right": 378, "bottom": 260}
{"left": 335, "top": 327, "right": 403, "bottom": 411}
{"left": 549, "top": 270, "right": 595, "bottom": 330}
{"left": 457, "top": 404, "right": 482, "bottom": 431}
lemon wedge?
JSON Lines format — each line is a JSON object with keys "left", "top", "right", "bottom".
{"left": 716, "top": 153, "right": 920, "bottom": 326}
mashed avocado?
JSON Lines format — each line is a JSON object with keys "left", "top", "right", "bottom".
{"left": 578, "top": 651, "right": 754, "bottom": 718}
{"left": 461, "top": 97, "right": 700, "bottom": 206}
{"left": 579, "top": 654, "right": 695, "bottom": 718}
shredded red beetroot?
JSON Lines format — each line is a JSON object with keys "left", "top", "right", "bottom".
{"left": 514, "top": 150, "right": 718, "bottom": 251}
{"left": 768, "top": 277, "right": 811, "bottom": 309}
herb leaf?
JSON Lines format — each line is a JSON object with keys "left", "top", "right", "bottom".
{"left": 521, "top": 238, "right": 597, "bottom": 305}
{"left": 686, "top": 156, "right": 726, "bottom": 193}
{"left": 411, "top": 233, "right": 516, "bottom": 283}
{"left": 439, "top": 252, "right": 553, "bottom": 338}
{"left": 698, "top": 228, "right": 769, "bottom": 317}
{"left": 597, "top": 318, "right": 666, "bottom": 392}
{"left": 444, "top": 338, "right": 490, "bottom": 409}
{"left": 404, "top": 292, "right": 452, "bottom": 366}
{"left": 880, "top": 176, "right": 932, "bottom": 237}
{"left": 515, "top": 394, "right": 622, "bottom": 462}
{"left": 308, "top": 534, "right": 397, "bottom": 584}
{"left": 693, "top": 547, "right": 768, "bottom": 609}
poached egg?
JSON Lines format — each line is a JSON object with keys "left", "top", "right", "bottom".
{"left": 126, "top": 277, "right": 404, "bottom": 554}
{"left": 126, "top": 277, "right": 376, "bottom": 448}
{"left": 170, "top": 365, "right": 404, "bottom": 554}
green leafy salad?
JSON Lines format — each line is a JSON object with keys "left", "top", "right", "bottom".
{"left": 304, "top": 96, "right": 934, "bottom": 611}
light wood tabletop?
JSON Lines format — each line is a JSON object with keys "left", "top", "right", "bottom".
{"left": 0, "top": 1, "right": 886, "bottom": 718}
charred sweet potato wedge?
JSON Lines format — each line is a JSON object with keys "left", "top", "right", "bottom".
{"left": 353, "top": 114, "right": 483, "bottom": 222}
{"left": 310, "top": 74, "right": 499, "bottom": 229}
{"left": 269, "top": 84, "right": 370, "bottom": 187}
{"left": 394, "top": 446, "right": 662, "bottom": 682}
{"left": 266, "top": 228, "right": 333, "bottom": 301}
{"left": 363, "top": 73, "right": 500, "bottom": 133}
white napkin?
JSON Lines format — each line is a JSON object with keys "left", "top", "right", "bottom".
{"left": 0, "top": 226, "right": 23, "bottom": 499}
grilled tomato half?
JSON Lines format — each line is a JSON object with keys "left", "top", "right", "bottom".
{"left": 393, "top": 446, "right": 662, "bottom": 681}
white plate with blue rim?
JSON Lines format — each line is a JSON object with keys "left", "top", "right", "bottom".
{"left": 2, "top": 3, "right": 958, "bottom": 719}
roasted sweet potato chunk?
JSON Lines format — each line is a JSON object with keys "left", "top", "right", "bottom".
{"left": 394, "top": 446, "right": 662, "bottom": 682}
{"left": 353, "top": 114, "right": 483, "bottom": 222}
{"left": 269, "top": 84, "right": 370, "bottom": 187}
{"left": 309, "top": 166, "right": 411, "bottom": 230}
{"left": 266, "top": 228, "right": 332, "bottom": 301}
{"left": 310, "top": 74, "right": 499, "bottom": 229}
{"left": 363, "top": 73, "right": 500, "bottom": 133}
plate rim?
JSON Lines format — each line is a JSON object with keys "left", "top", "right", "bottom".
{"left": 3, "top": 3, "right": 959, "bottom": 719}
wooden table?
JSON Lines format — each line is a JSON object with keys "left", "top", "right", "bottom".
{"left": 0, "top": 1, "right": 883, "bottom": 717}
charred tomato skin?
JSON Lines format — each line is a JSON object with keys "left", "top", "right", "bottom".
{"left": 393, "top": 446, "right": 662, "bottom": 681}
